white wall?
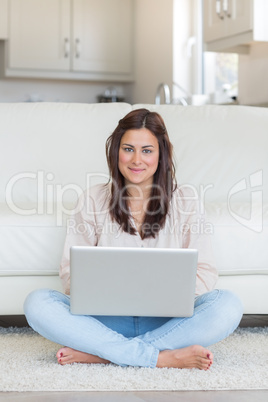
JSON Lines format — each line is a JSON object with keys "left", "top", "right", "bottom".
{"left": 239, "top": 43, "right": 268, "bottom": 106}
{"left": 173, "top": 0, "right": 204, "bottom": 99}
{"left": 173, "top": 0, "right": 192, "bottom": 99}
{"left": 131, "top": 0, "right": 173, "bottom": 104}
{"left": 132, "top": 0, "right": 200, "bottom": 104}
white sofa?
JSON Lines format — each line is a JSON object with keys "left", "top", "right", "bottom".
{"left": 1, "top": 102, "right": 267, "bottom": 316}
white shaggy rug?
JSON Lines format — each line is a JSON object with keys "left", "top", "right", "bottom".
{"left": 0, "top": 326, "right": 268, "bottom": 392}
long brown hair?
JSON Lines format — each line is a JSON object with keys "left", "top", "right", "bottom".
{"left": 106, "top": 108, "right": 177, "bottom": 239}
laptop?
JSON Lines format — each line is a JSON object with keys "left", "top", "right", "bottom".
{"left": 70, "top": 246, "right": 198, "bottom": 317}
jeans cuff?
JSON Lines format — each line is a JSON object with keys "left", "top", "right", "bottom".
{"left": 149, "top": 348, "right": 159, "bottom": 368}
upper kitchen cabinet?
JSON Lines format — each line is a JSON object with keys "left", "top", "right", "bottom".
{"left": 72, "top": 0, "right": 132, "bottom": 75}
{"left": 0, "top": 0, "right": 8, "bottom": 39}
{"left": 5, "top": 0, "right": 134, "bottom": 81}
{"left": 8, "top": 0, "right": 70, "bottom": 71}
{"left": 203, "top": 0, "right": 268, "bottom": 53}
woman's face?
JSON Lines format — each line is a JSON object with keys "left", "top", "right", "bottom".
{"left": 118, "top": 128, "right": 159, "bottom": 190}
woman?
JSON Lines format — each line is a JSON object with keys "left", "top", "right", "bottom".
{"left": 24, "top": 108, "right": 243, "bottom": 370}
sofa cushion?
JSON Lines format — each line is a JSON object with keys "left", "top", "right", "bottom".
{"left": 1, "top": 201, "right": 267, "bottom": 277}
{"left": 0, "top": 204, "right": 67, "bottom": 275}
{"left": 206, "top": 202, "right": 268, "bottom": 274}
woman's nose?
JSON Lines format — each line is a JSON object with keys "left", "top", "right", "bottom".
{"left": 132, "top": 151, "right": 142, "bottom": 164}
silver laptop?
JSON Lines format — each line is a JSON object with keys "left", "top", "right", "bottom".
{"left": 70, "top": 246, "right": 198, "bottom": 317}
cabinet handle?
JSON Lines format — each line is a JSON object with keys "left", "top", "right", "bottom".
{"left": 64, "top": 38, "right": 70, "bottom": 58}
{"left": 216, "top": 0, "right": 224, "bottom": 19}
{"left": 75, "top": 38, "right": 81, "bottom": 58}
{"left": 223, "top": 0, "right": 231, "bottom": 17}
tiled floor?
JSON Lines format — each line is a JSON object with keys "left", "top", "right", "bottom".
{"left": 0, "top": 314, "right": 267, "bottom": 401}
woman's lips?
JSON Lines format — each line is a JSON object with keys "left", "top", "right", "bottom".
{"left": 129, "top": 168, "right": 144, "bottom": 173}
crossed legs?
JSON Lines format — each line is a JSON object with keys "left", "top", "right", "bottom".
{"left": 24, "top": 288, "right": 243, "bottom": 369}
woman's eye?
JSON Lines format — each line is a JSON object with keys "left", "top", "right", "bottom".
{"left": 122, "top": 147, "right": 151, "bottom": 153}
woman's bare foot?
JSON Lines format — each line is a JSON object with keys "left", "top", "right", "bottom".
{"left": 156, "top": 345, "right": 213, "bottom": 370}
{"left": 56, "top": 347, "right": 110, "bottom": 366}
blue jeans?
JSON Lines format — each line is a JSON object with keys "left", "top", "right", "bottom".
{"left": 24, "top": 288, "right": 243, "bottom": 368}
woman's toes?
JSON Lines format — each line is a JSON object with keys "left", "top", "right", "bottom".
{"left": 58, "top": 356, "right": 73, "bottom": 365}
{"left": 56, "top": 347, "right": 74, "bottom": 364}
{"left": 56, "top": 347, "right": 68, "bottom": 359}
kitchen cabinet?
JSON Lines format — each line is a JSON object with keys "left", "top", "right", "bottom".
{"left": 72, "top": 0, "right": 132, "bottom": 75}
{"left": 0, "top": 0, "right": 8, "bottom": 39}
{"left": 8, "top": 0, "right": 70, "bottom": 71}
{"left": 203, "top": 0, "right": 268, "bottom": 53}
{"left": 5, "top": 0, "right": 133, "bottom": 81}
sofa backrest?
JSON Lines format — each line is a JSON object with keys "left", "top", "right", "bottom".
{"left": 1, "top": 102, "right": 268, "bottom": 208}
{"left": 135, "top": 104, "right": 268, "bottom": 204}
{"left": 0, "top": 103, "right": 131, "bottom": 206}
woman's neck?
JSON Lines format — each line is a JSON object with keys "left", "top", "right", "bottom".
{"left": 124, "top": 182, "right": 152, "bottom": 202}
{"left": 125, "top": 184, "right": 151, "bottom": 231}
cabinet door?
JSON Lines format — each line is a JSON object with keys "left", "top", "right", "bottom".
{"left": 203, "top": 0, "right": 227, "bottom": 42}
{"left": 8, "top": 0, "right": 71, "bottom": 70}
{"left": 226, "top": 0, "right": 252, "bottom": 37}
{"left": 204, "top": 0, "right": 252, "bottom": 42}
{"left": 0, "top": 0, "right": 8, "bottom": 39}
{"left": 72, "top": 0, "right": 133, "bottom": 74}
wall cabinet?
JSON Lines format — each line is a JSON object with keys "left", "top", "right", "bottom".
{"left": 72, "top": 0, "right": 132, "bottom": 75}
{"left": 5, "top": 0, "right": 133, "bottom": 81}
{"left": 8, "top": 0, "right": 70, "bottom": 71}
{"left": 203, "top": 0, "right": 268, "bottom": 53}
{"left": 0, "top": 0, "right": 8, "bottom": 39}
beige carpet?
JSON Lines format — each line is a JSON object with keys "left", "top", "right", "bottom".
{"left": 0, "top": 326, "right": 268, "bottom": 392}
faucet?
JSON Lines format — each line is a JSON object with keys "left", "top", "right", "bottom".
{"left": 155, "top": 82, "right": 191, "bottom": 105}
{"left": 174, "top": 97, "right": 188, "bottom": 106}
{"left": 155, "top": 83, "right": 171, "bottom": 105}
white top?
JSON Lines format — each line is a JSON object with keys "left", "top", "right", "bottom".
{"left": 60, "top": 184, "right": 218, "bottom": 296}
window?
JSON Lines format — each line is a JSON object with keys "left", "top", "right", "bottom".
{"left": 204, "top": 52, "right": 238, "bottom": 103}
